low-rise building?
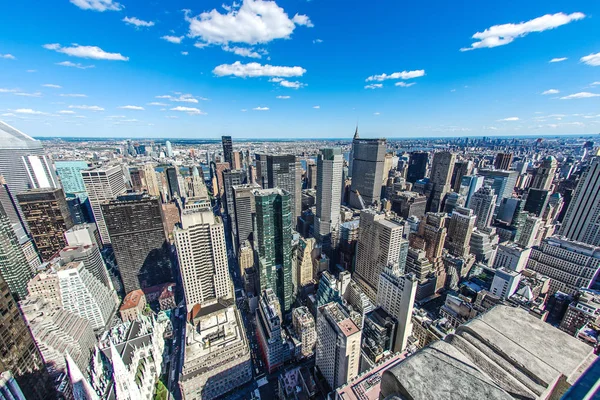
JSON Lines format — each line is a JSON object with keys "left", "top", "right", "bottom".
{"left": 292, "top": 306, "right": 316, "bottom": 358}
{"left": 119, "top": 289, "right": 147, "bottom": 322}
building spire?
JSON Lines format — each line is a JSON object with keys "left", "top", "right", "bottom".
{"left": 353, "top": 124, "right": 359, "bottom": 140}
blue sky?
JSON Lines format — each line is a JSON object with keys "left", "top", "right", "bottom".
{"left": 1, "top": 0, "right": 599, "bottom": 139}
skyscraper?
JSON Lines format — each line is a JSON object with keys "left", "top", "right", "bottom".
{"left": 266, "top": 154, "right": 302, "bottom": 222}
{"left": 0, "top": 204, "right": 33, "bottom": 299}
{"left": 81, "top": 165, "right": 127, "bottom": 245}
{"left": 406, "top": 151, "right": 428, "bottom": 184}
{"left": 494, "top": 152, "right": 513, "bottom": 170}
{"left": 561, "top": 156, "right": 600, "bottom": 246}
{"left": 469, "top": 185, "right": 497, "bottom": 231}
{"left": 165, "top": 140, "right": 173, "bottom": 157}
{"left": 253, "top": 188, "right": 294, "bottom": 312}
{"left": 0, "top": 273, "right": 51, "bottom": 400}
{"left": 427, "top": 151, "right": 456, "bottom": 212}
{"left": 256, "top": 289, "right": 285, "bottom": 373}
{"left": 315, "top": 148, "right": 343, "bottom": 250}
{"left": 446, "top": 206, "right": 476, "bottom": 258}
{"left": 54, "top": 160, "right": 90, "bottom": 198}
{"left": 292, "top": 306, "right": 316, "bottom": 357}
{"left": 354, "top": 209, "right": 404, "bottom": 300}
{"left": 174, "top": 199, "right": 232, "bottom": 309}
{"left": 223, "top": 169, "right": 246, "bottom": 221}
{"left": 296, "top": 236, "right": 315, "bottom": 290}
{"left": 451, "top": 160, "right": 473, "bottom": 192}
{"left": 101, "top": 193, "right": 172, "bottom": 293}
{"left": 143, "top": 163, "right": 160, "bottom": 197}
{"left": 222, "top": 135, "right": 233, "bottom": 166}
{"left": 306, "top": 159, "right": 317, "bottom": 190}
{"left": 232, "top": 183, "right": 260, "bottom": 251}
{"left": 377, "top": 267, "right": 418, "bottom": 352}
{"left": 349, "top": 136, "right": 387, "bottom": 208}
{"left": 530, "top": 156, "right": 557, "bottom": 190}
{"left": 478, "top": 169, "right": 518, "bottom": 206}
{"left": 165, "top": 166, "right": 182, "bottom": 199}
{"left": 190, "top": 166, "right": 208, "bottom": 199}
{"left": 315, "top": 302, "right": 361, "bottom": 391}
{"left": 16, "top": 188, "right": 73, "bottom": 261}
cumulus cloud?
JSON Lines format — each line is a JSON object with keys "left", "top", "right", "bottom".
{"left": 550, "top": 57, "right": 567, "bottom": 63}
{"left": 156, "top": 93, "right": 206, "bottom": 103}
{"left": 119, "top": 105, "right": 145, "bottom": 110}
{"left": 498, "top": 117, "right": 520, "bottom": 121}
{"left": 181, "top": 51, "right": 189, "bottom": 56}
{"left": 591, "top": 82, "right": 600, "bottom": 86}
{"left": 364, "top": 84, "right": 383, "bottom": 89}
{"left": 69, "top": 0, "right": 122, "bottom": 11}
{"left": 148, "top": 102, "right": 168, "bottom": 106}
{"left": 187, "top": 0, "right": 312, "bottom": 46}
{"left": 161, "top": 36, "right": 184, "bottom": 44}
{"left": 560, "top": 92, "right": 600, "bottom": 99}
{"left": 253, "top": 106, "right": 269, "bottom": 111}
{"left": 269, "top": 78, "right": 305, "bottom": 89}
{"left": 313, "top": 39, "right": 323, "bottom": 44}
{"left": 276, "top": 95, "right": 290, "bottom": 99}
{"left": 56, "top": 61, "right": 95, "bottom": 69}
{"left": 44, "top": 43, "right": 128, "bottom": 61}
{"left": 58, "top": 110, "right": 76, "bottom": 114}
{"left": 43, "top": 84, "right": 62, "bottom": 88}
{"left": 14, "top": 108, "right": 48, "bottom": 115}
{"left": 581, "top": 52, "right": 600, "bottom": 66}
{"left": 123, "top": 17, "right": 155, "bottom": 27}
{"left": 213, "top": 61, "right": 306, "bottom": 78}
{"left": 1, "top": 54, "right": 16, "bottom": 59}
{"left": 542, "top": 89, "right": 559, "bottom": 95}
{"left": 313, "top": 105, "right": 320, "bottom": 109}
{"left": 170, "top": 106, "right": 206, "bottom": 115}
{"left": 366, "top": 70, "right": 425, "bottom": 82}
{"left": 222, "top": 45, "right": 266, "bottom": 59}
{"left": 395, "top": 82, "right": 416, "bottom": 87}
{"left": 68, "top": 105, "right": 105, "bottom": 111}
{"left": 460, "top": 12, "right": 585, "bottom": 51}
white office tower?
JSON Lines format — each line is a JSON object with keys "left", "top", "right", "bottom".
{"left": 527, "top": 236, "right": 600, "bottom": 295}
{"left": 191, "top": 166, "right": 209, "bottom": 199}
{"left": 469, "top": 185, "right": 497, "bottom": 230}
{"left": 165, "top": 140, "right": 173, "bottom": 157}
{"left": 561, "top": 156, "right": 600, "bottom": 246}
{"left": 377, "top": 266, "right": 418, "bottom": 352}
{"left": 0, "top": 121, "right": 59, "bottom": 194}
{"left": 174, "top": 200, "right": 232, "bottom": 310}
{"left": 314, "top": 148, "right": 344, "bottom": 248}
{"left": 20, "top": 296, "right": 96, "bottom": 375}
{"left": 490, "top": 267, "right": 521, "bottom": 299}
{"left": 316, "top": 302, "right": 361, "bottom": 391}
{"left": 27, "top": 260, "right": 116, "bottom": 330}
{"left": 354, "top": 209, "right": 404, "bottom": 300}
{"left": 143, "top": 163, "right": 161, "bottom": 197}
{"left": 81, "top": 165, "right": 127, "bottom": 245}
{"left": 88, "top": 314, "right": 168, "bottom": 400}
{"left": 492, "top": 243, "right": 531, "bottom": 273}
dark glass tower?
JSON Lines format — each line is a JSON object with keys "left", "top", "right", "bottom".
{"left": 407, "top": 151, "right": 428, "bottom": 184}
{"left": 165, "top": 166, "right": 181, "bottom": 199}
{"left": 101, "top": 193, "right": 172, "bottom": 293}
{"left": 222, "top": 135, "right": 233, "bottom": 166}
{"left": 254, "top": 188, "right": 293, "bottom": 313}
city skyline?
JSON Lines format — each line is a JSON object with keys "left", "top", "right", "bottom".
{"left": 0, "top": 1, "right": 599, "bottom": 138}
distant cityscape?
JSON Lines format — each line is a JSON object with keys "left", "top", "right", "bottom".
{"left": 0, "top": 120, "right": 599, "bottom": 400}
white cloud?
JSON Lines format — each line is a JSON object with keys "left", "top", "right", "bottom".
{"left": 498, "top": 117, "right": 520, "bottom": 121}
{"left": 550, "top": 57, "right": 567, "bottom": 63}
{"left": 395, "top": 82, "right": 416, "bottom": 87}
{"left": 60, "top": 94, "right": 87, "bottom": 98}
{"left": 26, "top": 69, "right": 36, "bottom": 73}
{"left": 313, "top": 105, "right": 320, "bottom": 109}
{"left": 560, "top": 92, "right": 600, "bottom": 99}
{"left": 56, "top": 61, "right": 95, "bottom": 69}
{"left": 253, "top": 106, "right": 269, "bottom": 111}
{"left": 292, "top": 14, "right": 313, "bottom": 27}
{"left": 170, "top": 106, "right": 206, "bottom": 115}
{"left": 542, "top": 89, "right": 559, "bottom": 95}
{"left": 156, "top": 93, "right": 206, "bottom": 103}
{"left": 68, "top": 105, "right": 104, "bottom": 111}
{"left": 194, "top": 42, "right": 210, "bottom": 49}
{"left": 313, "top": 39, "right": 323, "bottom": 44}
{"left": 181, "top": 51, "right": 189, "bottom": 56}
{"left": 366, "top": 70, "right": 425, "bottom": 82}
{"left": 123, "top": 16, "right": 155, "bottom": 27}
{"left": 460, "top": 12, "right": 585, "bottom": 51}
{"left": 119, "top": 105, "right": 145, "bottom": 110}
{"left": 43, "top": 84, "right": 62, "bottom": 88}
{"left": 14, "top": 108, "right": 48, "bottom": 115}
{"left": 165, "top": 116, "right": 178, "bottom": 119}
{"left": 364, "top": 84, "right": 383, "bottom": 89}
{"left": 374, "top": 112, "right": 381, "bottom": 116}
{"left": 276, "top": 95, "right": 290, "bottom": 99}
{"left": 1, "top": 54, "right": 16, "bottom": 60}
{"left": 161, "top": 36, "right": 184, "bottom": 44}
{"left": 58, "top": 110, "right": 76, "bottom": 114}
{"left": 148, "top": 102, "right": 168, "bottom": 106}
{"left": 581, "top": 52, "right": 600, "bottom": 67}
{"left": 213, "top": 61, "right": 306, "bottom": 78}
{"left": 222, "top": 45, "right": 266, "bottom": 58}
{"left": 241, "top": 109, "right": 247, "bottom": 112}
{"left": 14, "top": 92, "right": 42, "bottom": 97}
{"left": 70, "top": 0, "right": 122, "bottom": 11}
{"left": 269, "top": 78, "right": 305, "bottom": 89}
{"left": 0, "top": 88, "right": 18, "bottom": 93}
{"left": 591, "top": 82, "right": 600, "bottom": 86}
{"left": 187, "top": 0, "right": 312, "bottom": 46}
{"left": 44, "top": 43, "right": 128, "bottom": 61}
